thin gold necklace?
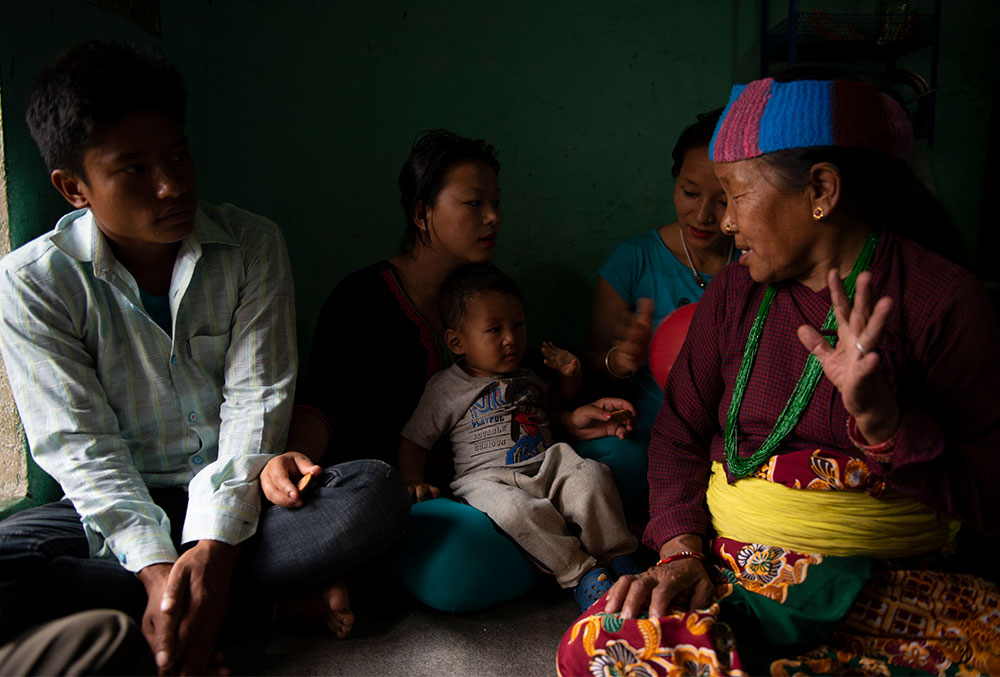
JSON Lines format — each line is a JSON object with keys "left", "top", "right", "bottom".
{"left": 678, "top": 226, "right": 735, "bottom": 288}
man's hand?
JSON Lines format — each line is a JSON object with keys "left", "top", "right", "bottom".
{"left": 138, "top": 540, "right": 240, "bottom": 676}
{"left": 261, "top": 452, "right": 322, "bottom": 508}
{"left": 138, "top": 564, "right": 173, "bottom": 672}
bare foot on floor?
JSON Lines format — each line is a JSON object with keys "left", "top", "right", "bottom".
{"left": 275, "top": 580, "right": 355, "bottom": 638}
{"left": 321, "top": 581, "right": 355, "bottom": 638}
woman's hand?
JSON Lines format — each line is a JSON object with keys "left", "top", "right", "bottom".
{"left": 797, "top": 270, "right": 900, "bottom": 443}
{"left": 261, "top": 452, "right": 322, "bottom": 508}
{"left": 604, "top": 537, "right": 714, "bottom": 619}
{"left": 541, "top": 341, "right": 581, "bottom": 379}
{"left": 407, "top": 481, "right": 440, "bottom": 502}
{"left": 608, "top": 298, "right": 654, "bottom": 377}
{"left": 562, "top": 398, "right": 636, "bottom": 440}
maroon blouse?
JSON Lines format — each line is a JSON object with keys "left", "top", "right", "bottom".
{"left": 644, "top": 231, "right": 1000, "bottom": 551}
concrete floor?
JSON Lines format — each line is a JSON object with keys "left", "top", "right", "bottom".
{"left": 224, "top": 581, "right": 581, "bottom": 676}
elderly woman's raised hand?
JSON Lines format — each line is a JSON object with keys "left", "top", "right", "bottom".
{"left": 797, "top": 270, "right": 901, "bottom": 444}
{"left": 604, "top": 537, "right": 715, "bottom": 619}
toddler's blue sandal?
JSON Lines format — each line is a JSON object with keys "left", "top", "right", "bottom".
{"left": 572, "top": 567, "right": 613, "bottom": 612}
{"left": 608, "top": 554, "right": 641, "bottom": 579}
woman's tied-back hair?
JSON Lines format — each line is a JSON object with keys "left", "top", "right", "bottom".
{"left": 398, "top": 129, "right": 500, "bottom": 250}
{"left": 670, "top": 107, "right": 724, "bottom": 178}
{"left": 26, "top": 40, "right": 186, "bottom": 176}
{"left": 439, "top": 263, "right": 522, "bottom": 331}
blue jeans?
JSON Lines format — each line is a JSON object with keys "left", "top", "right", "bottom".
{"left": 0, "top": 459, "right": 409, "bottom": 638}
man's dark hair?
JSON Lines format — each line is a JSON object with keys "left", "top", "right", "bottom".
{"left": 398, "top": 129, "right": 500, "bottom": 250}
{"left": 439, "top": 263, "right": 522, "bottom": 330}
{"left": 26, "top": 40, "right": 186, "bottom": 175}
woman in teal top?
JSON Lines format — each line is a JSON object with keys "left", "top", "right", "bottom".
{"left": 580, "top": 110, "right": 734, "bottom": 516}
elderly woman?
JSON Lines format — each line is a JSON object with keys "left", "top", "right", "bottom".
{"left": 557, "top": 75, "right": 1000, "bottom": 675}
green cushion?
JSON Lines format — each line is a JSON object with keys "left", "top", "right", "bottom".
{"left": 384, "top": 498, "right": 544, "bottom": 612}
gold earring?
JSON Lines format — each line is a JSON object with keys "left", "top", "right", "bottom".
{"left": 812, "top": 207, "right": 825, "bottom": 220}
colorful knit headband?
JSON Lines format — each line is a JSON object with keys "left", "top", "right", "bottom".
{"left": 709, "top": 78, "right": 912, "bottom": 163}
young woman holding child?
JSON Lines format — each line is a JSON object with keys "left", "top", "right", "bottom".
{"left": 264, "top": 130, "right": 634, "bottom": 613}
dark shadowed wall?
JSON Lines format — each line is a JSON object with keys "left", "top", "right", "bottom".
{"left": 0, "top": 0, "right": 995, "bottom": 365}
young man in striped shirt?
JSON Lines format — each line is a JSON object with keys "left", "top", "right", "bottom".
{"left": 0, "top": 40, "right": 408, "bottom": 674}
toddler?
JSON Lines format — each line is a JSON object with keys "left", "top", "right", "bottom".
{"left": 399, "top": 263, "right": 638, "bottom": 610}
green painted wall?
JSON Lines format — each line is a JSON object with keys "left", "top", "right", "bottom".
{"left": 161, "top": 1, "right": 741, "bottom": 356}
{"left": 3, "top": 1, "right": 995, "bottom": 359}
{"left": 162, "top": 0, "right": 997, "bottom": 357}
{"left": 928, "top": 2, "right": 995, "bottom": 257}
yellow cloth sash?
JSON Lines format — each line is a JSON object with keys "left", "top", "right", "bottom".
{"left": 707, "top": 461, "right": 959, "bottom": 558}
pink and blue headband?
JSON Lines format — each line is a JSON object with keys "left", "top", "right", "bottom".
{"left": 709, "top": 78, "right": 913, "bottom": 163}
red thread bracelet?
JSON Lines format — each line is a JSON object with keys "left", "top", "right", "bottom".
{"left": 655, "top": 551, "right": 705, "bottom": 567}
{"left": 846, "top": 415, "right": 899, "bottom": 463}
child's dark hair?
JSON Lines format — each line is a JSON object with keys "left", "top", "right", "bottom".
{"left": 398, "top": 129, "right": 500, "bottom": 250}
{"left": 439, "top": 263, "right": 522, "bottom": 330}
{"left": 670, "top": 107, "right": 723, "bottom": 178}
{"left": 26, "top": 40, "right": 186, "bottom": 175}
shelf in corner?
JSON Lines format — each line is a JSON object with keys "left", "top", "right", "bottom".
{"left": 765, "top": 11, "right": 934, "bottom": 63}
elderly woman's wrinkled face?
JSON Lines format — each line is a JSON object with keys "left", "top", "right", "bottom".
{"left": 715, "top": 159, "right": 820, "bottom": 286}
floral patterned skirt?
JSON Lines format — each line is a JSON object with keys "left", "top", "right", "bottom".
{"left": 557, "top": 541, "right": 999, "bottom": 676}
{"left": 557, "top": 448, "right": 999, "bottom": 676}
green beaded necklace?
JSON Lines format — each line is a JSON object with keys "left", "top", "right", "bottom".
{"left": 724, "top": 231, "right": 879, "bottom": 478}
